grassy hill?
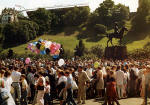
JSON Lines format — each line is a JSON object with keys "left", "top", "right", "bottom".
{"left": 2, "top": 21, "right": 150, "bottom": 55}
{"left": 2, "top": 31, "right": 150, "bottom": 55}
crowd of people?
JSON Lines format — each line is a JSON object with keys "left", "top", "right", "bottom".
{"left": 0, "top": 58, "right": 150, "bottom": 105}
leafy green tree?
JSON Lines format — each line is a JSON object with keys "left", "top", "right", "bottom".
{"left": 19, "top": 20, "right": 39, "bottom": 40}
{"left": 0, "top": 24, "right": 3, "bottom": 51}
{"left": 3, "top": 23, "right": 18, "bottom": 46}
{"left": 94, "top": 24, "right": 107, "bottom": 34}
{"left": 112, "top": 4, "right": 129, "bottom": 26}
{"left": 89, "top": 0, "right": 129, "bottom": 28}
{"left": 50, "top": 11, "right": 64, "bottom": 31}
{"left": 87, "top": 12, "right": 99, "bottom": 26}
{"left": 0, "top": 24, "right": 3, "bottom": 39}
{"left": 131, "top": 0, "right": 150, "bottom": 32}
{"left": 2, "top": 20, "right": 38, "bottom": 48}
{"left": 90, "top": 45, "right": 104, "bottom": 58}
{"left": 63, "top": 7, "right": 90, "bottom": 26}
{"left": 28, "top": 8, "right": 52, "bottom": 35}
{"left": 96, "top": 0, "right": 115, "bottom": 26}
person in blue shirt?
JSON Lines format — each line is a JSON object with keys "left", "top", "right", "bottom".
{"left": 63, "top": 70, "right": 77, "bottom": 105}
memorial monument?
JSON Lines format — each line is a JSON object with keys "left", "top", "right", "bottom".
{"left": 105, "top": 23, "right": 128, "bottom": 60}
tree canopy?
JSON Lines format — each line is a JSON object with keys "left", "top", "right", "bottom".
{"left": 2, "top": 20, "right": 39, "bottom": 48}
{"left": 130, "top": 0, "right": 150, "bottom": 33}
{"left": 28, "top": 8, "right": 52, "bottom": 35}
{"left": 88, "top": 0, "right": 129, "bottom": 28}
{"left": 63, "top": 6, "right": 90, "bottom": 26}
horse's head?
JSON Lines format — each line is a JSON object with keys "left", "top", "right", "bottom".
{"left": 122, "top": 27, "right": 128, "bottom": 31}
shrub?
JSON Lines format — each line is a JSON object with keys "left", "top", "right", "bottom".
{"left": 144, "top": 41, "right": 150, "bottom": 49}
{"left": 128, "top": 48, "right": 150, "bottom": 59}
{"left": 90, "top": 45, "right": 104, "bottom": 58}
{"left": 94, "top": 24, "right": 107, "bottom": 34}
{"left": 82, "top": 53, "right": 98, "bottom": 60}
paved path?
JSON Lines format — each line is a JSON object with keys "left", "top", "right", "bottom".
{"left": 30, "top": 97, "right": 150, "bottom": 105}
{"left": 84, "top": 98, "right": 144, "bottom": 105}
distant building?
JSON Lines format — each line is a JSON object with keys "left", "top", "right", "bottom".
{"left": 1, "top": 8, "right": 18, "bottom": 24}
{"left": 27, "top": 5, "right": 89, "bottom": 17}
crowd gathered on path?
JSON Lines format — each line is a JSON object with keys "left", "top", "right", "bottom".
{"left": 0, "top": 58, "right": 150, "bottom": 105}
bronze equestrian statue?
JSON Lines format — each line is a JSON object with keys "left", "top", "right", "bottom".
{"left": 106, "top": 26, "right": 128, "bottom": 47}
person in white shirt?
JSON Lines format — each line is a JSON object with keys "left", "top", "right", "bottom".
{"left": 4, "top": 71, "right": 13, "bottom": 93}
{"left": 20, "top": 74, "right": 28, "bottom": 105}
{"left": 36, "top": 71, "right": 46, "bottom": 105}
{"left": 116, "top": 66, "right": 125, "bottom": 99}
{"left": 57, "top": 71, "right": 67, "bottom": 85}
{"left": 4, "top": 70, "right": 16, "bottom": 105}
{"left": 86, "top": 64, "right": 93, "bottom": 78}
{"left": 44, "top": 81, "right": 51, "bottom": 105}
{"left": 57, "top": 71, "right": 67, "bottom": 105}
{"left": 11, "top": 67, "right": 21, "bottom": 104}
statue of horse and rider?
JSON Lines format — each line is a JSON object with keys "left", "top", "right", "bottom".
{"left": 106, "top": 22, "right": 128, "bottom": 47}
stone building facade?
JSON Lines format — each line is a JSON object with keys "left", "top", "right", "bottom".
{"left": 1, "top": 8, "right": 18, "bottom": 24}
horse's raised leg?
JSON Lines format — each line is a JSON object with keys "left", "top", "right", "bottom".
{"left": 119, "top": 38, "right": 122, "bottom": 45}
{"left": 111, "top": 38, "right": 113, "bottom": 46}
{"left": 107, "top": 39, "right": 110, "bottom": 47}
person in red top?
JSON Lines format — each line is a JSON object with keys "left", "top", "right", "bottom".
{"left": 107, "top": 71, "right": 120, "bottom": 105}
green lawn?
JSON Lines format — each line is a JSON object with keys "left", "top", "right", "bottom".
{"left": 2, "top": 31, "right": 150, "bottom": 55}
{"left": 2, "top": 21, "right": 150, "bottom": 55}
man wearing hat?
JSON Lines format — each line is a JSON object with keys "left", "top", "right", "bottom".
{"left": 77, "top": 66, "right": 91, "bottom": 104}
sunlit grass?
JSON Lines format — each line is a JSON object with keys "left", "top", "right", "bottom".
{"left": 2, "top": 21, "right": 150, "bottom": 55}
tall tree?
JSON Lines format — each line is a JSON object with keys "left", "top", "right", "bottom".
{"left": 63, "top": 7, "right": 90, "bottom": 26}
{"left": 90, "top": 0, "right": 129, "bottom": 27}
{"left": 112, "top": 4, "right": 129, "bottom": 26}
{"left": 28, "top": 8, "right": 52, "bottom": 35}
{"left": 131, "top": 0, "right": 150, "bottom": 33}
{"left": 2, "top": 20, "right": 38, "bottom": 48}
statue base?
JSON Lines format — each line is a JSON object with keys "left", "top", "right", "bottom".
{"left": 104, "top": 46, "right": 127, "bottom": 60}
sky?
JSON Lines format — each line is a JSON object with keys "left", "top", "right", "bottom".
{"left": 0, "top": 0, "right": 139, "bottom": 15}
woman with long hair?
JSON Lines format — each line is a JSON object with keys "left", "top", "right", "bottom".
{"left": 96, "top": 67, "right": 104, "bottom": 98}
{"left": 36, "top": 71, "right": 46, "bottom": 105}
{"left": 4, "top": 70, "right": 15, "bottom": 105}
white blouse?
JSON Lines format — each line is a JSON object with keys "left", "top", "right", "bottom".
{"left": 4, "top": 77, "right": 13, "bottom": 93}
{"left": 58, "top": 76, "right": 67, "bottom": 85}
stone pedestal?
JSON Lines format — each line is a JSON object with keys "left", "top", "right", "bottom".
{"left": 104, "top": 46, "right": 127, "bottom": 60}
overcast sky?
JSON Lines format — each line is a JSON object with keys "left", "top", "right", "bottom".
{"left": 0, "top": 0, "right": 138, "bottom": 15}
